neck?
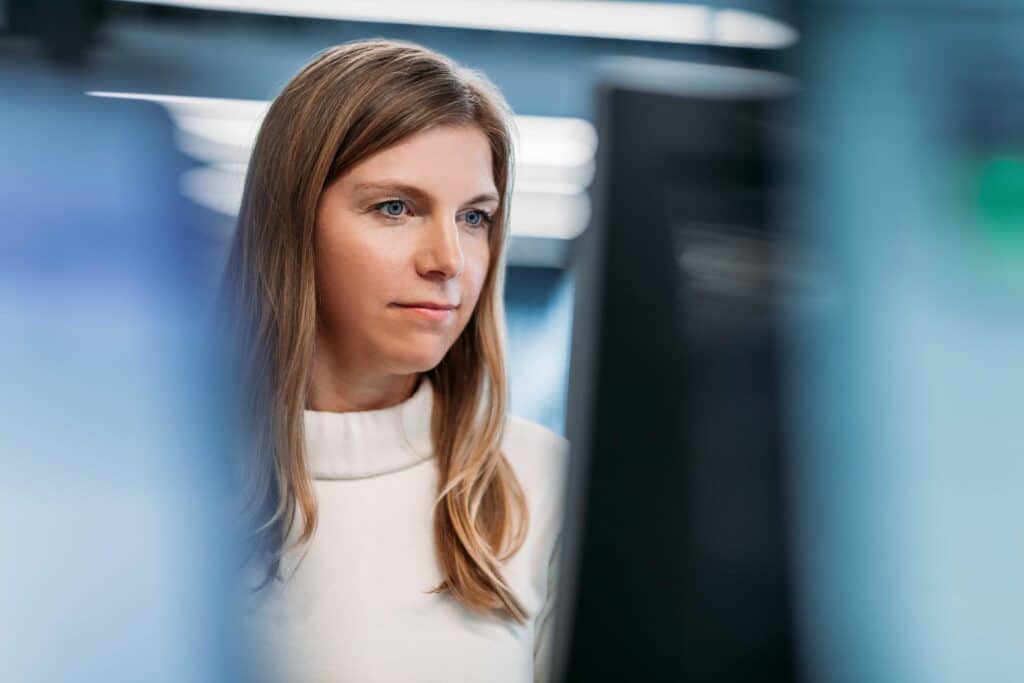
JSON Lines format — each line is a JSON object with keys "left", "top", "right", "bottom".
{"left": 308, "top": 335, "right": 420, "bottom": 413}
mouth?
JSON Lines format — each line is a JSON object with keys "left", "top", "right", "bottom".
{"left": 391, "top": 302, "right": 458, "bottom": 322}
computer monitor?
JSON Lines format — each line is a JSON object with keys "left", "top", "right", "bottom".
{"left": 554, "top": 59, "right": 798, "bottom": 682}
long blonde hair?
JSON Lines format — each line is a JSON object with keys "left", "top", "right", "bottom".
{"left": 218, "top": 39, "right": 530, "bottom": 623}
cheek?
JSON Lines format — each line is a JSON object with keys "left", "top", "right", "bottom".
{"left": 315, "top": 229, "right": 400, "bottom": 320}
{"left": 459, "top": 239, "right": 491, "bottom": 314}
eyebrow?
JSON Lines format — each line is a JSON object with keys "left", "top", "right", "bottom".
{"left": 352, "top": 181, "right": 499, "bottom": 206}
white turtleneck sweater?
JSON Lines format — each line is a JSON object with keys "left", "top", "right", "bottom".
{"left": 244, "top": 377, "right": 570, "bottom": 683}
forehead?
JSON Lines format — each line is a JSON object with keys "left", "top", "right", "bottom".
{"left": 339, "top": 125, "right": 497, "bottom": 198}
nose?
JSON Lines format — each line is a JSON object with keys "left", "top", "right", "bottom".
{"left": 416, "top": 213, "right": 464, "bottom": 280}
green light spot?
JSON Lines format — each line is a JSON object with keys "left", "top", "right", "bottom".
{"left": 975, "top": 156, "right": 1024, "bottom": 255}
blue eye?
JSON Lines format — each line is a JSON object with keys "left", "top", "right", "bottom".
{"left": 463, "top": 209, "right": 492, "bottom": 228}
{"left": 376, "top": 199, "right": 407, "bottom": 218}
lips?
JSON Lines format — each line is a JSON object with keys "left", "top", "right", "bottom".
{"left": 393, "top": 302, "right": 458, "bottom": 310}
{"left": 393, "top": 303, "right": 457, "bottom": 322}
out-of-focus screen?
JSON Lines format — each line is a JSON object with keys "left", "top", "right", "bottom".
{"left": 556, "top": 61, "right": 798, "bottom": 682}
{"left": 0, "top": 67, "right": 250, "bottom": 681}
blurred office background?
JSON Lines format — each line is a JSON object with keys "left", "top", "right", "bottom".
{"left": 0, "top": 0, "right": 796, "bottom": 434}
{"left": 5, "top": 0, "right": 1024, "bottom": 682}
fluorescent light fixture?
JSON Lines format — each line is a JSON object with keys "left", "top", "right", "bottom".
{"left": 180, "top": 164, "right": 246, "bottom": 220}
{"left": 510, "top": 189, "right": 591, "bottom": 240}
{"left": 89, "top": 92, "right": 268, "bottom": 164}
{"left": 114, "top": 0, "right": 797, "bottom": 48}
{"left": 712, "top": 9, "right": 795, "bottom": 49}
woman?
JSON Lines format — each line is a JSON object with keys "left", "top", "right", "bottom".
{"left": 218, "top": 38, "right": 570, "bottom": 682}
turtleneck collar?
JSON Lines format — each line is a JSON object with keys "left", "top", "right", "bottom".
{"left": 303, "top": 376, "right": 435, "bottom": 480}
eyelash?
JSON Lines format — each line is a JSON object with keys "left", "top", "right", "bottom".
{"left": 371, "top": 199, "right": 493, "bottom": 229}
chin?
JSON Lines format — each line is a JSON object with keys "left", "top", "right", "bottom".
{"left": 388, "top": 346, "right": 450, "bottom": 374}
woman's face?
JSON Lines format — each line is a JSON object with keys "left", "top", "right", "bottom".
{"left": 313, "top": 124, "right": 497, "bottom": 377}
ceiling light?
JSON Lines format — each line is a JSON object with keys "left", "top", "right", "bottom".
{"left": 114, "top": 0, "right": 797, "bottom": 48}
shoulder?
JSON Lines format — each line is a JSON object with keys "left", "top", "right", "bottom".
{"left": 503, "top": 414, "right": 569, "bottom": 465}
{"left": 502, "top": 414, "right": 571, "bottom": 500}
